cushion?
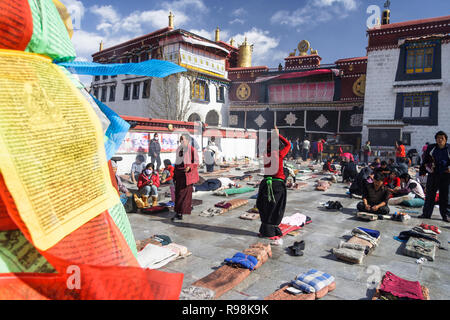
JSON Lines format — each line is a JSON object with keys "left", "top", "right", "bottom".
{"left": 401, "top": 198, "right": 425, "bottom": 207}
{"left": 403, "top": 237, "right": 436, "bottom": 261}
{"left": 333, "top": 247, "right": 365, "bottom": 264}
{"left": 295, "top": 269, "right": 335, "bottom": 292}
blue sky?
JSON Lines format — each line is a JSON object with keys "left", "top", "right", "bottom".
{"left": 62, "top": 0, "right": 449, "bottom": 68}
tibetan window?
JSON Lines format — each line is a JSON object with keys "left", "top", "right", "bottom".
{"left": 402, "top": 93, "right": 431, "bottom": 118}
{"left": 405, "top": 41, "right": 436, "bottom": 74}
{"left": 191, "top": 80, "right": 209, "bottom": 102}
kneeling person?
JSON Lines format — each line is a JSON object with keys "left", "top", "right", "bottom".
{"left": 137, "top": 163, "right": 160, "bottom": 207}
{"left": 357, "top": 172, "right": 390, "bottom": 216}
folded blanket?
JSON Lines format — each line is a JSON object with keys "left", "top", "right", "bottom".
{"left": 398, "top": 230, "right": 440, "bottom": 245}
{"left": 294, "top": 269, "right": 335, "bottom": 293}
{"left": 351, "top": 228, "right": 379, "bottom": 247}
{"left": 419, "top": 223, "right": 441, "bottom": 234}
{"left": 379, "top": 271, "right": 424, "bottom": 300}
{"left": 137, "top": 243, "right": 178, "bottom": 269}
{"left": 333, "top": 247, "right": 365, "bottom": 264}
{"left": 215, "top": 202, "right": 232, "bottom": 209}
{"left": 281, "top": 213, "right": 307, "bottom": 227}
{"left": 224, "top": 253, "right": 258, "bottom": 271}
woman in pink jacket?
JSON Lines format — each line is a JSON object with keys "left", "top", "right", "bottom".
{"left": 172, "top": 134, "right": 199, "bottom": 221}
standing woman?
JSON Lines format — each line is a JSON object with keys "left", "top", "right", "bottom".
{"left": 257, "top": 127, "right": 291, "bottom": 239}
{"left": 172, "top": 134, "right": 199, "bottom": 221}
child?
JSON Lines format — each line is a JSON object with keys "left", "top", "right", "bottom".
{"left": 161, "top": 159, "right": 175, "bottom": 206}
{"left": 131, "top": 154, "right": 146, "bottom": 185}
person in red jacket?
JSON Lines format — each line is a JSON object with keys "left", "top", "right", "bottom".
{"left": 137, "top": 163, "right": 160, "bottom": 207}
{"left": 395, "top": 140, "right": 406, "bottom": 164}
{"left": 172, "top": 134, "right": 199, "bottom": 221}
{"left": 257, "top": 126, "right": 291, "bottom": 238}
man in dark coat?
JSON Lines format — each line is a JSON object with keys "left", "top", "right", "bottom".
{"left": 418, "top": 131, "right": 450, "bottom": 222}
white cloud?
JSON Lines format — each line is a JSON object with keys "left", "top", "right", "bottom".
{"left": 229, "top": 18, "right": 245, "bottom": 25}
{"left": 271, "top": 0, "right": 359, "bottom": 27}
{"left": 161, "top": 0, "right": 208, "bottom": 13}
{"left": 232, "top": 8, "right": 247, "bottom": 16}
{"left": 230, "top": 28, "right": 280, "bottom": 66}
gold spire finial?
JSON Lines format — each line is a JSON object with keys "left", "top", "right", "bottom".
{"left": 169, "top": 11, "right": 174, "bottom": 28}
{"left": 215, "top": 26, "right": 220, "bottom": 42}
{"left": 99, "top": 40, "right": 103, "bottom": 51}
{"left": 230, "top": 38, "right": 236, "bottom": 47}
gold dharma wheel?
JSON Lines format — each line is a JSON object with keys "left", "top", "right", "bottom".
{"left": 236, "top": 83, "right": 251, "bottom": 101}
{"left": 298, "top": 40, "right": 310, "bottom": 55}
{"left": 353, "top": 75, "right": 366, "bottom": 97}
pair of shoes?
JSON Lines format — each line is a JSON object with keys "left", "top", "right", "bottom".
{"left": 324, "top": 201, "right": 343, "bottom": 210}
{"left": 171, "top": 213, "right": 183, "bottom": 221}
{"left": 288, "top": 240, "right": 305, "bottom": 256}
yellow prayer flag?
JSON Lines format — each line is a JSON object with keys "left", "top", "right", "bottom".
{"left": 0, "top": 49, "right": 118, "bottom": 250}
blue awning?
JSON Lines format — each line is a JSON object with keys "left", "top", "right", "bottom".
{"left": 57, "top": 60, "right": 187, "bottom": 78}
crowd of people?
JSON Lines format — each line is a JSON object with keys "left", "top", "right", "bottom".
{"left": 115, "top": 129, "right": 449, "bottom": 241}
{"left": 349, "top": 131, "right": 449, "bottom": 222}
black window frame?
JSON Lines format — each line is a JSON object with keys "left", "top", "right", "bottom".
{"left": 216, "top": 85, "right": 225, "bottom": 103}
{"left": 142, "top": 80, "right": 151, "bottom": 99}
{"left": 100, "top": 86, "right": 107, "bottom": 102}
{"left": 93, "top": 87, "right": 99, "bottom": 99}
{"left": 102, "top": 75, "right": 108, "bottom": 80}
{"left": 109, "top": 86, "right": 116, "bottom": 102}
{"left": 123, "top": 83, "right": 131, "bottom": 100}
{"left": 402, "top": 132, "right": 411, "bottom": 146}
{"left": 132, "top": 82, "right": 140, "bottom": 100}
{"left": 94, "top": 75, "right": 100, "bottom": 81}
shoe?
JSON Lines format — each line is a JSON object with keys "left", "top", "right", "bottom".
{"left": 293, "top": 240, "right": 305, "bottom": 250}
{"left": 171, "top": 213, "right": 183, "bottom": 221}
{"left": 417, "top": 214, "right": 429, "bottom": 219}
{"left": 167, "top": 201, "right": 175, "bottom": 207}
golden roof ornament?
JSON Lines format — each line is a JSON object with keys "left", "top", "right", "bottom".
{"left": 298, "top": 40, "right": 310, "bottom": 56}
{"left": 215, "top": 27, "right": 220, "bottom": 42}
{"left": 169, "top": 12, "right": 174, "bottom": 28}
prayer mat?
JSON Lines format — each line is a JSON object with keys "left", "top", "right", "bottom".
{"left": 332, "top": 247, "right": 365, "bottom": 264}
{"left": 268, "top": 218, "right": 312, "bottom": 240}
{"left": 373, "top": 271, "right": 427, "bottom": 300}
{"left": 179, "top": 286, "right": 215, "bottom": 300}
{"left": 213, "top": 187, "right": 256, "bottom": 197}
{"left": 140, "top": 206, "right": 170, "bottom": 214}
{"left": 264, "top": 281, "right": 336, "bottom": 300}
{"left": 403, "top": 237, "right": 436, "bottom": 261}
{"left": 191, "top": 243, "right": 271, "bottom": 299}
{"left": 372, "top": 285, "right": 429, "bottom": 300}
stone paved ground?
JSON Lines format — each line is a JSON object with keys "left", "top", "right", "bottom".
{"left": 127, "top": 162, "right": 450, "bottom": 300}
